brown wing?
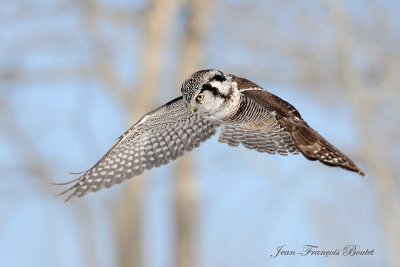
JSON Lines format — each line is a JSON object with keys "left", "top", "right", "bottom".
{"left": 234, "top": 77, "right": 365, "bottom": 176}
{"left": 59, "top": 97, "right": 217, "bottom": 201}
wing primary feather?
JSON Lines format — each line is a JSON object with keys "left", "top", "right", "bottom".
{"left": 239, "top": 87, "right": 364, "bottom": 175}
{"left": 57, "top": 97, "right": 217, "bottom": 200}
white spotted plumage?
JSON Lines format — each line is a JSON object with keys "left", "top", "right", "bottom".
{"left": 58, "top": 69, "right": 364, "bottom": 201}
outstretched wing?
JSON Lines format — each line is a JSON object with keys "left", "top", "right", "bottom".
{"left": 60, "top": 97, "right": 217, "bottom": 201}
{"left": 218, "top": 125, "right": 298, "bottom": 155}
{"left": 218, "top": 96, "right": 299, "bottom": 155}
{"left": 228, "top": 76, "right": 365, "bottom": 176}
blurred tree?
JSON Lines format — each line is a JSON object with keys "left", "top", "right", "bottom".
{"left": 174, "top": 1, "right": 215, "bottom": 267}
{"left": 322, "top": 1, "right": 400, "bottom": 265}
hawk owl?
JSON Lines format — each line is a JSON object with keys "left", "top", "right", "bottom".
{"left": 59, "top": 69, "right": 365, "bottom": 201}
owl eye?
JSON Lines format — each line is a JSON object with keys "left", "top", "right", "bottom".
{"left": 196, "top": 94, "right": 204, "bottom": 102}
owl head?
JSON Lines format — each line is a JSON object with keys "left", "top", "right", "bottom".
{"left": 181, "top": 69, "right": 239, "bottom": 120}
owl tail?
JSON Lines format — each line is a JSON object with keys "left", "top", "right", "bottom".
{"left": 286, "top": 120, "right": 365, "bottom": 176}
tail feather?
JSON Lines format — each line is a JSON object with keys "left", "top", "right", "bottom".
{"left": 286, "top": 120, "right": 365, "bottom": 176}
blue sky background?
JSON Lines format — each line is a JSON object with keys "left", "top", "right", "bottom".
{"left": 1, "top": 1, "right": 399, "bottom": 267}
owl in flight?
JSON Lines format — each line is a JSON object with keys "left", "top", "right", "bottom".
{"left": 60, "top": 69, "right": 365, "bottom": 201}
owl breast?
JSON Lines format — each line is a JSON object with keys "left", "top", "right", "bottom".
{"left": 200, "top": 88, "right": 241, "bottom": 121}
{"left": 219, "top": 94, "right": 273, "bottom": 125}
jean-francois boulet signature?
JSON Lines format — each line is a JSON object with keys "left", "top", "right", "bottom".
{"left": 270, "top": 245, "right": 374, "bottom": 258}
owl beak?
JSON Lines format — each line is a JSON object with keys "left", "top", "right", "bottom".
{"left": 189, "top": 106, "right": 198, "bottom": 114}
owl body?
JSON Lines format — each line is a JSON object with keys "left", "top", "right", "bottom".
{"left": 59, "top": 69, "right": 365, "bottom": 201}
